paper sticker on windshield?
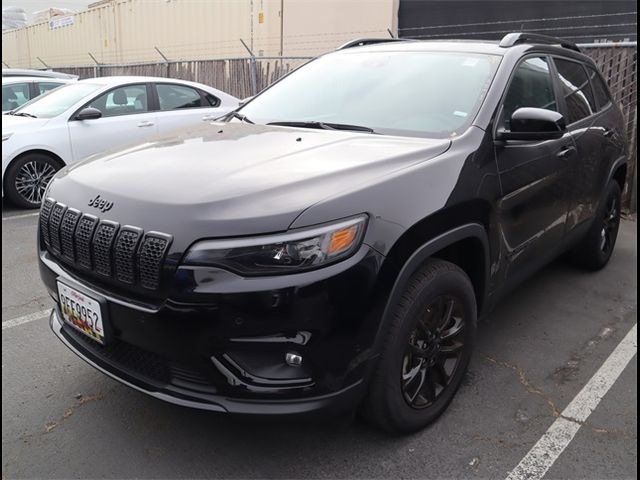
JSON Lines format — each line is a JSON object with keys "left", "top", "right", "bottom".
{"left": 453, "top": 111, "right": 468, "bottom": 117}
{"left": 463, "top": 58, "right": 479, "bottom": 67}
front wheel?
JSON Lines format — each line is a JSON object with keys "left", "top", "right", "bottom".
{"left": 363, "top": 259, "right": 477, "bottom": 434}
{"left": 5, "top": 153, "right": 61, "bottom": 209}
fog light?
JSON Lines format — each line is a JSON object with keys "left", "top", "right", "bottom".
{"left": 285, "top": 352, "right": 303, "bottom": 367}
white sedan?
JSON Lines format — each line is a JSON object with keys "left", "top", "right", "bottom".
{"left": 2, "top": 76, "right": 239, "bottom": 208}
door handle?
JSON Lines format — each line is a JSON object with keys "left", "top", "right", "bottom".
{"left": 137, "top": 121, "right": 154, "bottom": 128}
{"left": 557, "top": 146, "right": 577, "bottom": 159}
{"left": 202, "top": 115, "right": 216, "bottom": 122}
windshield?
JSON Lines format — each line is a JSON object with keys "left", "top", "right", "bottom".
{"left": 13, "top": 82, "right": 103, "bottom": 118}
{"left": 240, "top": 51, "right": 501, "bottom": 138}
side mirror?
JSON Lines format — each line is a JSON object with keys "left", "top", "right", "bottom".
{"left": 75, "top": 107, "right": 102, "bottom": 121}
{"left": 497, "top": 107, "right": 566, "bottom": 141}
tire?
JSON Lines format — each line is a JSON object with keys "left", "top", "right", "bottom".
{"left": 363, "top": 259, "right": 477, "bottom": 434}
{"left": 570, "top": 180, "right": 622, "bottom": 271}
{"left": 4, "top": 153, "right": 61, "bottom": 209}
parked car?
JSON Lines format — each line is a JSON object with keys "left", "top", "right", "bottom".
{"left": 2, "top": 76, "right": 76, "bottom": 112}
{"left": 38, "top": 34, "right": 627, "bottom": 433}
{"left": 2, "top": 76, "right": 239, "bottom": 208}
{"left": 2, "top": 68, "right": 78, "bottom": 80}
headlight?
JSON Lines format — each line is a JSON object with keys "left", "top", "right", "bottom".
{"left": 183, "top": 215, "right": 368, "bottom": 276}
{"left": 2, "top": 133, "right": 13, "bottom": 142}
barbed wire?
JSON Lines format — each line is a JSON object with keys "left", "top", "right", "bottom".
{"left": 399, "top": 11, "right": 637, "bottom": 32}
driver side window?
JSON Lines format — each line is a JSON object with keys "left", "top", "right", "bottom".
{"left": 501, "top": 57, "right": 558, "bottom": 130}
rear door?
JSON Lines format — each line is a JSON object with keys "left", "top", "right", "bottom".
{"left": 152, "top": 82, "right": 227, "bottom": 135}
{"left": 494, "top": 55, "right": 576, "bottom": 280}
{"left": 551, "top": 58, "right": 626, "bottom": 232}
{"left": 67, "top": 83, "right": 158, "bottom": 162}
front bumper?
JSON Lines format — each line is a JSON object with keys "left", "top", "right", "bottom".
{"left": 50, "top": 308, "right": 366, "bottom": 415}
{"left": 41, "top": 245, "right": 385, "bottom": 416}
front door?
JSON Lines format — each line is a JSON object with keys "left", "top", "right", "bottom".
{"left": 494, "top": 56, "right": 576, "bottom": 281}
{"left": 68, "top": 83, "right": 158, "bottom": 162}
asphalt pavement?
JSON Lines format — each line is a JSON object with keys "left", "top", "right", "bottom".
{"left": 2, "top": 204, "right": 637, "bottom": 479}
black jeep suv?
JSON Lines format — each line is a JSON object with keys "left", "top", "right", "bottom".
{"left": 39, "top": 33, "right": 627, "bottom": 433}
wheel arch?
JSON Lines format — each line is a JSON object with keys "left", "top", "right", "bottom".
{"left": 368, "top": 203, "right": 492, "bottom": 358}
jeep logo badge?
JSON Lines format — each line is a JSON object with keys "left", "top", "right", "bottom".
{"left": 88, "top": 195, "right": 114, "bottom": 213}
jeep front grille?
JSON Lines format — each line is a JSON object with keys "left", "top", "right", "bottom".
{"left": 39, "top": 198, "right": 172, "bottom": 290}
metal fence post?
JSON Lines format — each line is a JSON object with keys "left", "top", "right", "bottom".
{"left": 36, "top": 57, "right": 49, "bottom": 69}
{"left": 240, "top": 38, "right": 258, "bottom": 96}
{"left": 2, "top": 61, "right": 10, "bottom": 68}
{"left": 88, "top": 52, "right": 102, "bottom": 77}
{"left": 154, "top": 47, "right": 171, "bottom": 78}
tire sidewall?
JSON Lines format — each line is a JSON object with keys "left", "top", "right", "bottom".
{"left": 592, "top": 181, "right": 622, "bottom": 267}
{"left": 5, "top": 154, "right": 60, "bottom": 209}
{"left": 380, "top": 266, "right": 477, "bottom": 432}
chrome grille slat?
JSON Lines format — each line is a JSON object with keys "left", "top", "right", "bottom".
{"left": 43, "top": 201, "right": 172, "bottom": 291}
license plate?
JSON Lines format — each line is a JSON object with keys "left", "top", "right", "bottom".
{"left": 57, "top": 281, "right": 106, "bottom": 344}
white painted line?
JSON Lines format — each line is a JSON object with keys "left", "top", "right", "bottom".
{"left": 2, "top": 309, "right": 51, "bottom": 330}
{"left": 2, "top": 212, "right": 39, "bottom": 221}
{"left": 506, "top": 323, "right": 637, "bottom": 480}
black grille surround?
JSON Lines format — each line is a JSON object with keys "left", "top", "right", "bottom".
{"left": 40, "top": 198, "right": 172, "bottom": 291}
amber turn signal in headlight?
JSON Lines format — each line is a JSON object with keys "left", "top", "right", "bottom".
{"left": 183, "top": 215, "right": 368, "bottom": 276}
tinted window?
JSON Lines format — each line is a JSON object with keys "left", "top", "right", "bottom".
{"left": 87, "top": 84, "right": 148, "bottom": 117}
{"left": 37, "top": 81, "right": 64, "bottom": 95}
{"left": 240, "top": 51, "right": 501, "bottom": 138}
{"left": 554, "top": 58, "right": 597, "bottom": 124}
{"left": 586, "top": 66, "right": 611, "bottom": 110}
{"left": 2, "top": 82, "right": 31, "bottom": 111}
{"left": 157, "top": 84, "right": 205, "bottom": 110}
{"left": 501, "top": 57, "right": 558, "bottom": 130}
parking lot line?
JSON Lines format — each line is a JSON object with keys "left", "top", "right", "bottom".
{"left": 2, "top": 212, "right": 40, "bottom": 221}
{"left": 2, "top": 309, "right": 51, "bottom": 330}
{"left": 505, "top": 322, "right": 638, "bottom": 480}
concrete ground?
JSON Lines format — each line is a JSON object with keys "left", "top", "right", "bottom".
{"left": 2, "top": 204, "right": 637, "bottom": 479}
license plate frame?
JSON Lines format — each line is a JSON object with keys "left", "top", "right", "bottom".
{"left": 57, "top": 279, "right": 110, "bottom": 345}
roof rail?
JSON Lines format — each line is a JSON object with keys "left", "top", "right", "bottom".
{"left": 499, "top": 32, "right": 581, "bottom": 52}
{"left": 336, "top": 38, "right": 409, "bottom": 50}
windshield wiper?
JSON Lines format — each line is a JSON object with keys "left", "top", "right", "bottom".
{"left": 267, "top": 121, "right": 375, "bottom": 133}
{"left": 221, "top": 110, "right": 254, "bottom": 124}
{"left": 10, "top": 111, "right": 37, "bottom": 118}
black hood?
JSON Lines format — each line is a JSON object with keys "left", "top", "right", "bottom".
{"left": 47, "top": 122, "right": 450, "bottom": 242}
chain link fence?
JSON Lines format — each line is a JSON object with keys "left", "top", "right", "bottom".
{"left": 51, "top": 43, "right": 637, "bottom": 212}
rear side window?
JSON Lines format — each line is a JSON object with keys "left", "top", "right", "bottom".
{"left": 586, "top": 66, "right": 612, "bottom": 110}
{"left": 37, "top": 81, "right": 63, "bottom": 95}
{"left": 501, "top": 56, "right": 558, "bottom": 130}
{"left": 553, "top": 58, "right": 597, "bottom": 124}
{"left": 156, "top": 84, "right": 219, "bottom": 110}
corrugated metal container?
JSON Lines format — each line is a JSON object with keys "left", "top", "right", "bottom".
{"left": 2, "top": 0, "right": 396, "bottom": 68}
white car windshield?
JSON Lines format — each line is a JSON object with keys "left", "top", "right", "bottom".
{"left": 12, "top": 83, "right": 103, "bottom": 119}
{"left": 240, "top": 51, "right": 501, "bottom": 138}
